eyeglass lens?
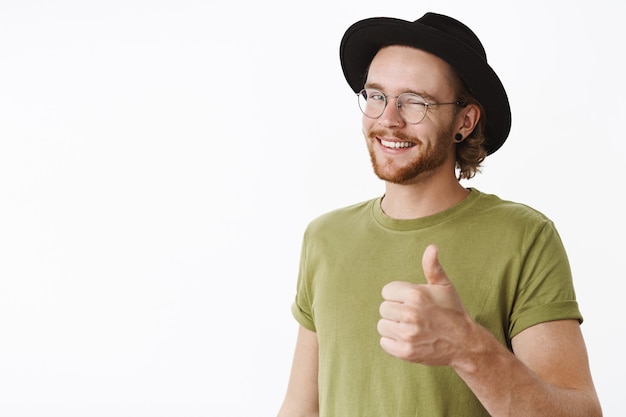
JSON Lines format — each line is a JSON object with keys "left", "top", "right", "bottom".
{"left": 358, "top": 89, "right": 428, "bottom": 124}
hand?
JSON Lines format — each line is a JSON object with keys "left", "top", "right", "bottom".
{"left": 377, "top": 244, "right": 474, "bottom": 366}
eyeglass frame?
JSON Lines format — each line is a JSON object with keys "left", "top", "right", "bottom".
{"left": 357, "top": 88, "right": 468, "bottom": 125}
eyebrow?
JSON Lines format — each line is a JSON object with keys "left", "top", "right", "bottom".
{"left": 363, "top": 82, "right": 438, "bottom": 102}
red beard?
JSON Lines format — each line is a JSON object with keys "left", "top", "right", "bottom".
{"left": 366, "top": 128, "right": 454, "bottom": 184}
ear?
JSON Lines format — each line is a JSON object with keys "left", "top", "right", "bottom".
{"left": 457, "top": 103, "right": 480, "bottom": 138}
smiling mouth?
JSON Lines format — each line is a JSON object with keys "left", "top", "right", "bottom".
{"left": 379, "top": 138, "right": 416, "bottom": 149}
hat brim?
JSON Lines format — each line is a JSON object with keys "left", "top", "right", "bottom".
{"left": 340, "top": 17, "right": 511, "bottom": 155}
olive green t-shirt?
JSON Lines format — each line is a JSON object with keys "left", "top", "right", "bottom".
{"left": 292, "top": 188, "right": 582, "bottom": 416}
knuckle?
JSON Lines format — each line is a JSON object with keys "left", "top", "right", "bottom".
{"left": 397, "top": 343, "right": 418, "bottom": 361}
{"left": 406, "top": 286, "right": 428, "bottom": 303}
{"left": 399, "top": 321, "right": 421, "bottom": 340}
{"left": 399, "top": 308, "right": 418, "bottom": 324}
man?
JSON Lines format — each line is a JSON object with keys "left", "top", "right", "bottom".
{"left": 277, "top": 12, "right": 602, "bottom": 417}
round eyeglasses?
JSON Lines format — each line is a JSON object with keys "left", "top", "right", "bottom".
{"left": 357, "top": 88, "right": 467, "bottom": 124}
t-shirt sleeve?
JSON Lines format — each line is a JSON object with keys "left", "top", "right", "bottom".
{"left": 291, "top": 231, "right": 316, "bottom": 332}
{"left": 509, "top": 220, "right": 583, "bottom": 338}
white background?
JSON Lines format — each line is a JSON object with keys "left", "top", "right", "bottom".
{"left": 1, "top": 1, "right": 624, "bottom": 416}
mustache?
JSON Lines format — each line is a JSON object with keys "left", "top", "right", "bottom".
{"left": 367, "top": 129, "right": 418, "bottom": 143}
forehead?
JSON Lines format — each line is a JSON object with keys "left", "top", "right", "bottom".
{"left": 366, "top": 45, "right": 458, "bottom": 96}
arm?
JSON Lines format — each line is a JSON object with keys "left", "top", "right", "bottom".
{"left": 378, "top": 245, "right": 602, "bottom": 417}
{"left": 277, "top": 325, "right": 319, "bottom": 417}
{"left": 453, "top": 319, "right": 602, "bottom": 417}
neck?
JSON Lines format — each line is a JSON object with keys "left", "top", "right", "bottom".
{"left": 380, "top": 175, "right": 470, "bottom": 220}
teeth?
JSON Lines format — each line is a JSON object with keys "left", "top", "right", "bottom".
{"left": 381, "top": 139, "right": 413, "bottom": 149}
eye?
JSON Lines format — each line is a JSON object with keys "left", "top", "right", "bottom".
{"left": 365, "top": 89, "right": 385, "bottom": 102}
{"left": 400, "top": 94, "right": 427, "bottom": 107}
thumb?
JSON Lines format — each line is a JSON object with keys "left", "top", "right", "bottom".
{"left": 421, "top": 244, "right": 452, "bottom": 286}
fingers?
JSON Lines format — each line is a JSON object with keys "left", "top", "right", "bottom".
{"left": 379, "top": 298, "right": 410, "bottom": 322}
{"left": 422, "top": 244, "right": 452, "bottom": 286}
{"left": 381, "top": 280, "right": 416, "bottom": 302}
{"left": 377, "top": 316, "right": 411, "bottom": 347}
{"left": 377, "top": 244, "right": 468, "bottom": 365}
{"left": 377, "top": 316, "right": 420, "bottom": 363}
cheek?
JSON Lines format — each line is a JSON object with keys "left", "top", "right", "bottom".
{"left": 361, "top": 119, "right": 373, "bottom": 140}
{"left": 361, "top": 115, "right": 373, "bottom": 131}
{"left": 360, "top": 115, "right": 367, "bottom": 128}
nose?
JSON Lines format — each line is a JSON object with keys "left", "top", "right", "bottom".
{"left": 378, "top": 97, "right": 404, "bottom": 128}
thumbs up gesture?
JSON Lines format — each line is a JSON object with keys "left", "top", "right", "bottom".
{"left": 377, "top": 244, "right": 474, "bottom": 366}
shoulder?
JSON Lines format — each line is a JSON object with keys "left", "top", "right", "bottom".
{"left": 304, "top": 198, "right": 378, "bottom": 236}
{"left": 464, "top": 189, "right": 564, "bottom": 249}
{"left": 470, "top": 189, "right": 553, "bottom": 225}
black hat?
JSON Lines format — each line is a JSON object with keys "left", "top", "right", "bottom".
{"left": 340, "top": 12, "right": 511, "bottom": 155}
